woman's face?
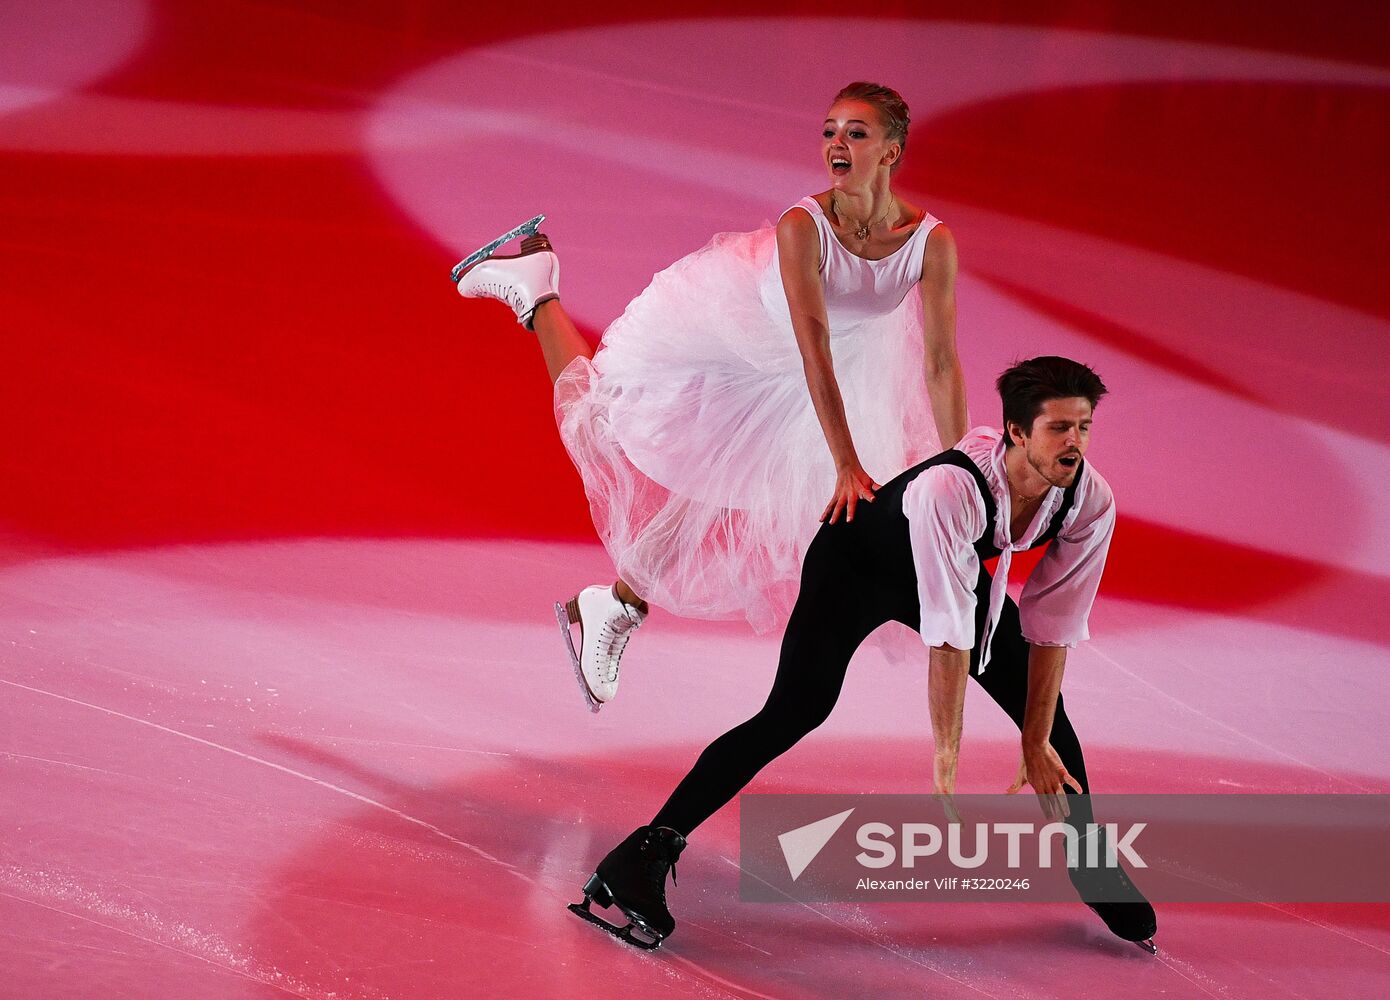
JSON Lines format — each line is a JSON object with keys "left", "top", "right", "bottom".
{"left": 821, "top": 99, "right": 899, "bottom": 186}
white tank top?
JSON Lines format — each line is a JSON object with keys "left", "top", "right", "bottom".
{"left": 761, "top": 196, "right": 941, "bottom": 330}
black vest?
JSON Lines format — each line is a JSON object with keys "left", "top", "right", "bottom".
{"left": 879, "top": 447, "right": 1085, "bottom": 561}
{"left": 813, "top": 443, "right": 1086, "bottom": 631}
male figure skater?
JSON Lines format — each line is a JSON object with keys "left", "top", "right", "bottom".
{"left": 569, "top": 356, "right": 1157, "bottom": 954}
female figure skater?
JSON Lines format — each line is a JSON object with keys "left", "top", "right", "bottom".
{"left": 456, "top": 83, "right": 966, "bottom": 710}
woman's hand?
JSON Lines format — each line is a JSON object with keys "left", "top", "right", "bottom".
{"left": 821, "top": 463, "right": 880, "bottom": 524}
{"left": 1006, "top": 741, "right": 1084, "bottom": 821}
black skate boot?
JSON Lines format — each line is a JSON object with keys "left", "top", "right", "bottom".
{"left": 1068, "top": 836, "right": 1158, "bottom": 955}
{"left": 568, "top": 826, "right": 686, "bottom": 949}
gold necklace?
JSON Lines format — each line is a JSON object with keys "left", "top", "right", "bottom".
{"left": 833, "top": 193, "right": 895, "bottom": 241}
{"left": 1005, "top": 468, "right": 1044, "bottom": 505}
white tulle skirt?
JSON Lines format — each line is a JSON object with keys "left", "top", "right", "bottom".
{"left": 555, "top": 224, "right": 940, "bottom": 633}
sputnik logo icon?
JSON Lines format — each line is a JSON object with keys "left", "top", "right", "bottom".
{"left": 777, "top": 808, "right": 855, "bottom": 881}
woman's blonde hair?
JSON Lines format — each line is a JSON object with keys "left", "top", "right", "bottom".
{"left": 833, "top": 81, "right": 910, "bottom": 170}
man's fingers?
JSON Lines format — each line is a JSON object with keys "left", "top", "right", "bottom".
{"left": 1006, "top": 761, "right": 1027, "bottom": 794}
{"left": 1063, "top": 772, "right": 1084, "bottom": 796}
{"left": 846, "top": 493, "right": 857, "bottom": 522}
{"left": 1036, "top": 787, "right": 1069, "bottom": 821}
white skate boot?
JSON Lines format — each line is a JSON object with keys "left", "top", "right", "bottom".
{"left": 455, "top": 227, "right": 559, "bottom": 330}
{"left": 555, "top": 585, "right": 647, "bottom": 712}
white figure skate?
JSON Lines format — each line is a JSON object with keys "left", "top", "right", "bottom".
{"left": 555, "top": 585, "right": 646, "bottom": 712}
{"left": 453, "top": 217, "right": 559, "bottom": 330}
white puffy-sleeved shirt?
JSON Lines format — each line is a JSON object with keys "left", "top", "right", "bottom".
{"left": 902, "top": 426, "right": 1115, "bottom": 669}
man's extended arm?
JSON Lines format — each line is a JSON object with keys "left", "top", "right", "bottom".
{"left": 929, "top": 644, "right": 970, "bottom": 811}
{"left": 904, "top": 466, "right": 985, "bottom": 813}
{"left": 1011, "top": 468, "right": 1115, "bottom": 818}
{"left": 1009, "top": 644, "right": 1084, "bottom": 819}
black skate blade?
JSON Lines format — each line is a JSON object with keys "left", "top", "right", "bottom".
{"left": 1135, "top": 938, "right": 1157, "bottom": 955}
{"left": 567, "top": 901, "right": 664, "bottom": 950}
{"left": 555, "top": 600, "right": 602, "bottom": 714}
{"left": 450, "top": 214, "right": 546, "bottom": 281}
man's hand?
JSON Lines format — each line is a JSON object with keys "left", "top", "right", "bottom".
{"left": 1006, "top": 741, "right": 1084, "bottom": 821}
{"left": 1012, "top": 646, "right": 1079, "bottom": 820}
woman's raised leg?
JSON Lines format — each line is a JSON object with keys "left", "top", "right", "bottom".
{"left": 529, "top": 298, "right": 592, "bottom": 384}
{"left": 456, "top": 227, "right": 651, "bottom": 705}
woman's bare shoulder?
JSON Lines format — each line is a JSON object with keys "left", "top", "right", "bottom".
{"left": 776, "top": 201, "right": 820, "bottom": 246}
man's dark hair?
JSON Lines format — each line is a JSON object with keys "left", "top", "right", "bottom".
{"left": 996, "top": 356, "right": 1108, "bottom": 445}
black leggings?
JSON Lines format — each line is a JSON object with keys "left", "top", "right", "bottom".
{"left": 650, "top": 515, "right": 1093, "bottom": 837}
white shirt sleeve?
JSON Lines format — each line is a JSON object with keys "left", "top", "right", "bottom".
{"left": 903, "top": 465, "right": 985, "bottom": 650}
{"left": 1018, "top": 471, "right": 1116, "bottom": 648}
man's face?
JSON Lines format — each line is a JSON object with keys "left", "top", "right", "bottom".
{"left": 1012, "top": 396, "right": 1093, "bottom": 488}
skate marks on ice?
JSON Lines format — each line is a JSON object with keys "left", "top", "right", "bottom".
{"left": 1146, "top": 949, "right": 1231, "bottom": 999}
{"left": 514, "top": 750, "right": 1389, "bottom": 998}
{"left": 306, "top": 734, "right": 511, "bottom": 759}
{"left": 0, "top": 869, "right": 373, "bottom": 1000}
{"left": 1083, "top": 642, "right": 1378, "bottom": 793}
{"left": 0, "top": 677, "right": 525, "bottom": 881}
{"left": 6, "top": 540, "right": 1390, "bottom": 997}
{"left": 8, "top": 682, "right": 1389, "bottom": 998}
{"left": 722, "top": 856, "right": 1013, "bottom": 1000}
{"left": 722, "top": 853, "right": 1264, "bottom": 998}
{"left": 281, "top": 743, "right": 1389, "bottom": 998}
{"left": 0, "top": 680, "right": 787, "bottom": 1000}
{"left": 17, "top": 533, "right": 1385, "bottom": 784}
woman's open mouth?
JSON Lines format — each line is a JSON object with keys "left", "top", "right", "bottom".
{"left": 830, "top": 156, "right": 851, "bottom": 176}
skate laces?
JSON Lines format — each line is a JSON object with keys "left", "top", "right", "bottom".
{"left": 594, "top": 607, "right": 643, "bottom": 683}
{"left": 639, "top": 835, "right": 678, "bottom": 893}
{"left": 475, "top": 281, "right": 525, "bottom": 317}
